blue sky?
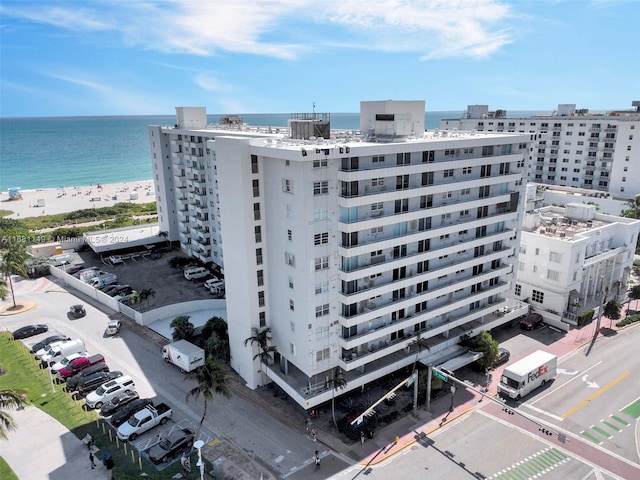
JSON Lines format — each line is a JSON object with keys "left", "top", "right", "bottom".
{"left": 1, "top": 0, "right": 638, "bottom": 117}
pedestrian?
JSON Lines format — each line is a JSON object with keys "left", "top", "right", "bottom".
{"left": 315, "top": 450, "right": 321, "bottom": 470}
{"left": 181, "top": 454, "right": 191, "bottom": 475}
{"left": 89, "top": 451, "right": 96, "bottom": 469}
{"left": 361, "top": 430, "right": 366, "bottom": 445}
{"left": 305, "top": 417, "right": 311, "bottom": 432}
{"left": 311, "top": 428, "right": 317, "bottom": 442}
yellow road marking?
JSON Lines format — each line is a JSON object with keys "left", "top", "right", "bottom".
{"left": 562, "top": 371, "right": 631, "bottom": 419}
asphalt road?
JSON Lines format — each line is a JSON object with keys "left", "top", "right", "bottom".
{"left": 4, "top": 275, "right": 330, "bottom": 477}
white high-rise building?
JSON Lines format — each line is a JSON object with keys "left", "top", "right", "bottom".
{"left": 440, "top": 103, "right": 640, "bottom": 199}
{"left": 150, "top": 101, "right": 530, "bottom": 409}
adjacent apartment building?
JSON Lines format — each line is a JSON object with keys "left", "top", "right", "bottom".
{"left": 517, "top": 188, "right": 639, "bottom": 327}
{"left": 440, "top": 103, "right": 640, "bottom": 199}
{"left": 150, "top": 100, "right": 530, "bottom": 409}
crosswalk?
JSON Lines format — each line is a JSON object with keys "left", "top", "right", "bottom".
{"left": 487, "top": 447, "right": 570, "bottom": 479}
{"left": 580, "top": 396, "right": 640, "bottom": 445}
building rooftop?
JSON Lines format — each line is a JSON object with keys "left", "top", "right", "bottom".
{"left": 523, "top": 212, "right": 606, "bottom": 241}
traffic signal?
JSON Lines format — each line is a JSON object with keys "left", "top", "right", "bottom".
{"left": 502, "top": 407, "right": 515, "bottom": 415}
{"left": 539, "top": 427, "right": 553, "bottom": 436}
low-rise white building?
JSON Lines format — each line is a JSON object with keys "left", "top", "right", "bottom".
{"left": 517, "top": 195, "right": 639, "bottom": 327}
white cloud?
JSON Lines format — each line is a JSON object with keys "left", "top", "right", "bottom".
{"left": 193, "top": 73, "right": 234, "bottom": 93}
{"left": 1, "top": 0, "right": 514, "bottom": 60}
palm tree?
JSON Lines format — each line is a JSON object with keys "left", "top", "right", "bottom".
{"left": 328, "top": 367, "right": 347, "bottom": 427}
{"left": 141, "top": 288, "right": 156, "bottom": 310}
{"left": 243, "top": 327, "right": 277, "bottom": 388}
{"left": 0, "top": 245, "right": 28, "bottom": 309}
{"left": 0, "top": 389, "right": 27, "bottom": 440}
{"left": 0, "top": 277, "right": 8, "bottom": 301}
{"left": 158, "top": 230, "right": 170, "bottom": 249}
{"left": 129, "top": 291, "right": 143, "bottom": 310}
{"left": 171, "top": 315, "right": 194, "bottom": 341}
{"left": 185, "top": 356, "right": 230, "bottom": 441}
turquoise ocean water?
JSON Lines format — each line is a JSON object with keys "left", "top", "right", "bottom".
{"left": 0, "top": 111, "right": 543, "bottom": 191}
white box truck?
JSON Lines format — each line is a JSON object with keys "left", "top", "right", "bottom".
{"left": 161, "top": 340, "right": 205, "bottom": 373}
{"left": 498, "top": 350, "right": 557, "bottom": 400}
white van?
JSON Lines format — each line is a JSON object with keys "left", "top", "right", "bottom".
{"left": 40, "top": 339, "right": 86, "bottom": 367}
{"left": 85, "top": 375, "right": 136, "bottom": 409}
{"left": 184, "top": 266, "right": 209, "bottom": 280}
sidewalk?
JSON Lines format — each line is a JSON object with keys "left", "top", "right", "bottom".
{"left": 0, "top": 406, "right": 112, "bottom": 480}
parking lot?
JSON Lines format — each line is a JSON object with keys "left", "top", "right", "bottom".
{"left": 75, "top": 250, "right": 216, "bottom": 311}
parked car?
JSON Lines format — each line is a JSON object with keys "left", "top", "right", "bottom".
{"left": 105, "top": 320, "right": 121, "bottom": 336}
{"left": 57, "top": 354, "right": 106, "bottom": 380}
{"left": 65, "top": 265, "right": 85, "bottom": 275}
{"left": 203, "top": 277, "right": 221, "bottom": 289}
{"left": 148, "top": 427, "right": 195, "bottom": 463}
{"left": 107, "top": 285, "right": 132, "bottom": 297}
{"left": 85, "top": 375, "right": 135, "bottom": 409}
{"left": 69, "top": 305, "right": 86, "bottom": 318}
{"left": 30, "top": 334, "right": 71, "bottom": 354}
{"left": 99, "top": 390, "right": 139, "bottom": 417}
{"left": 183, "top": 266, "right": 209, "bottom": 280}
{"left": 114, "top": 291, "right": 137, "bottom": 303}
{"left": 66, "top": 363, "right": 110, "bottom": 391}
{"left": 77, "top": 371, "right": 123, "bottom": 396}
{"left": 496, "top": 347, "right": 511, "bottom": 365}
{"left": 520, "top": 313, "right": 544, "bottom": 330}
{"left": 12, "top": 324, "right": 48, "bottom": 339}
{"left": 110, "top": 398, "right": 153, "bottom": 427}
{"left": 50, "top": 352, "right": 87, "bottom": 373}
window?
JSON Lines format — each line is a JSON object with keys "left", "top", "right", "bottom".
{"left": 444, "top": 169, "right": 454, "bottom": 177}
{"left": 313, "top": 207, "right": 328, "bottom": 221}
{"left": 531, "top": 289, "right": 544, "bottom": 304}
{"left": 253, "top": 203, "right": 261, "bottom": 221}
{"left": 251, "top": 155, "right": 259, "bottom": 174}
{"left": 252, "top": 179, "right": 260, "bottom": 197}
{"left": 315, "top": 256, "right": 329, "bottom": 271}
{"left": 547, "top": 270, "right": 560, "bottom": 281}
{"left": 372, "top": 178, "right": 384, "bottom": 186}
{"left": 314, "top": 232, "right": 329, "bottom": 245}
{"left": 371, "top": 226, "right": 383, "bottom": 234}
{"left": 315, "top": 327, "right": 329, "bottom": 340}
{"left": 316, "top": 347, "right": 330, "bottom": 361}
{"left": 289, "top": 276, "right": 294, "bottom": 289}
{"left": 285, "top": 252, "right": 295, "bottom": 267}
{"left": 256, "top": 248, "right": 263, "bottom": 265}
{"left": 313, "top": 158, "right": 328, "bottom": 168}
{"left": 462, "top": 167, "right": 472, "bottom": 174}
{"left": 397, "top": 152, "right": 411, "bottom": 164}
{"left": 315, "top": 304, "right": 330, "bottom": 317}
{"left": 313, "top": 181, "right": 329, "bottom": 195}
{"left": 257, "top": 270, "right": 264, "bottom": 287}
{"left": 549, "top": 252, "right": 562, "bottom": 263}
{"left": 535, "top": 248, "right": 540, "bottom": 256}
{"left": 254, "top": 226, "right": 262, "bottom": 243}
{"left": 282, "top": 179, "right": 293, "bottom": 193}
{"left": 372, "top": 155, "right": 385, "bottom": 163}
{"left": 289, "top": 299, "right": 295, "bottom": 311}
{"left": 371, "top": 202, "right": 384, "bottom": 211}
{"left": 315, "top": 281, "right": 329, "bottom": 294}
{"left": 461, "top": 188, "right": 471, "bottom": 195}
{"left": 514, "top": 284, "right": 521, "bottom": 296}
{"left": 259, "top": 312, "right": 266, "bottom": 328}
{"left": 258, "top": 291, "right": 265, "bottom": 307}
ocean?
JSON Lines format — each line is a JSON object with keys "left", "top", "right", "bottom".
{"left": 0, "top": 110, "right": 545, "bottom": 191}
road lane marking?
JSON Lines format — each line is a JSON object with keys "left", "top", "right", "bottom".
{"left": 581, "top": 430, "right": 603, "bottom": 445}
{"left": 562, "top": 371, "right": 631, "bottom": 419}
{"left": 601, "top": 420, "right": 621, "bottom": 432}
{"left": 620, "top": 396, "right": 640, "bottom": 419}
{"left": 610, "top": 414, "right": 629, "bottom": 426}
{"left": 591, "top": 425, "right": 612, "bottom": 439}
{"left": 522, "top": 403, "right": 564, "bottom": 422}
{"left": 530, "top": 361, "right": 602, "bottom": 406}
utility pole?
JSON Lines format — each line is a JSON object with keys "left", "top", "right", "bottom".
{"left": 426, "top": 365, "right": 432, "bottom": 412}
{"left": 594, "top": 281, "right": 609, "bottom": 337}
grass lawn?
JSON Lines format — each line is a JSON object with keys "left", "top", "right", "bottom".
{"left": 0, "top": 333, "right": 205, "bottom": 479}
{"left": 0, "top": 456, "right": 19, "bottom": 480}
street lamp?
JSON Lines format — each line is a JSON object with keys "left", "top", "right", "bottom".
{"left": 193, "top": 439, "right": 204, "bottom": 480}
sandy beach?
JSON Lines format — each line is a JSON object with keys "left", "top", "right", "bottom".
{"left": 0, "top": 180, "right": 156, "bottom": 219}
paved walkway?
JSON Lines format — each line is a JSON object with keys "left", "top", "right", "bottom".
{"left": 0, "top": 406, "right": 112, "bottom": 480}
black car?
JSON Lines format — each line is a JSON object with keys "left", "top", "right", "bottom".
{"left": 99, "top": 390, "right": 139, "bottom": 417}
{"left": 148, "top": 427, "right": 195, "bottom": 463}
{"left": 497, "top": 347, "right": 511, "bottom": 365}
{"left": 30, "top": 334, "right": 71, "bottom": 354}
{"left": 102, "top": 284, "right": 125, "bottom": 296}
{"left": 69, "top": 305, "right": 86, "bottom": 318}
{"left": 77, "top": 371, "right": 123, "bottom": 396}
{"left": 110, "top": 398, "right": 153, "bottom": 427}
{"left": 66, "top": 363, "right": 111, "bottom": 390}
{"left": 109, "top": 285, "right": 132, "bottom": 298}
{"left": 12, "top": 324, "right": 48, "bottom": 340}
{"left": 65, "top": 265, "right": 85, "bottom": 275}
{"left": 520, "top": 313, "right": 544, "bottom": 330}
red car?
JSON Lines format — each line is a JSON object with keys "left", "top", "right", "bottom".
{"left": 57, "top": 354, "right": 105, "bottom": 380}
{"left": 520, "top": 313, "right": 544, "bottom": 330}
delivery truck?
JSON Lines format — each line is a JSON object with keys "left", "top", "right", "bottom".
{"left": 161, "top": 340, "right": 205, "bottom": 373}
{"left": 498, "top": 350, "right": 557, "bottom": 400}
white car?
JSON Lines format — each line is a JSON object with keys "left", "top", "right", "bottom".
{"left": 85, "top": 375, "right": 135, "bottom": 409}
{"left": 203, "top": 277, "right": 221, "bottom": 289}
{"left": 50, "top": 352, "right": 86, "bottom": 372}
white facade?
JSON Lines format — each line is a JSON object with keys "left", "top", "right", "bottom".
{"left": 151, "top": 101, "right": 531, "bottom": 409}
{"left": 517, "top": 202, "right": 639, "bottom": 326}
{"left": 440, "top": 103, "right": 640, "bottom": 200}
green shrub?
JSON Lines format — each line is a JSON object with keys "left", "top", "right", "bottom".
{"left": 616, "top": 314, "right": 640, "bottom": 327}
{"left": 577, "top": 309, "right": 595, "bottom": 327}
